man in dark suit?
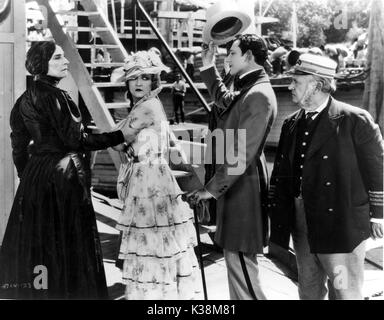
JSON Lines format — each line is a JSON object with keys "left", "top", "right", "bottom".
{"left": 188, "top": 35, "right": 277, "bottom": 299}
{"left": 269, "top": 53, "right": 383, "bottom": 299}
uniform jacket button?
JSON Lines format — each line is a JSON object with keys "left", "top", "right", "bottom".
{"left": 325, "top": 182, "right": 331, "bottom": 186}
{"left": 328, "top": 208, "right": 334, "bottom": 212}
{"left": 322, "top": 155, "right": 328, "bottom": 159}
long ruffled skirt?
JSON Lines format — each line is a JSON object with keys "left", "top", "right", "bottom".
{"left": 116, "top": 161, "right": 201, "bottom": 300}
{"left": 0, "top": 153, "right": 108, "bottom": 299}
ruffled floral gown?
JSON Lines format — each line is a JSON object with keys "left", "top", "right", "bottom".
{"left": 115, "top": 92, "right": 201, "bottom": 300}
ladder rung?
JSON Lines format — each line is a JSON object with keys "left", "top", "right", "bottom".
{"left": 55, "top": 10, "right": 100, "bottom": 16}
{"left": 94, "top": 82, "right": 125, "bottom": 88}
{"left": 172, "top": 170, "right": 193, "bottom": 178}
{"left": 76, "top": 44, "right": 120, "bottom": 49}
{"left": 122, "top": 26, "right": 153, "bottom": 32}
{"left": 85, "top": 62, "right": 125, "bottom": 68}
{"left": 160, "top": 82, "right": 207, "bottom": 90}
{"left": 65, "top": 26, "right": 110, "bottom": 32}
{"left": 105, "top": 102, "right": 130, "bottom": 109}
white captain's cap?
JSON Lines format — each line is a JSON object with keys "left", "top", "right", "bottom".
{"left": 202, "top": 0, "right": 252, "bottom": 45}
{"left": 288, "top": 53, "right": 338, "bottom": 79}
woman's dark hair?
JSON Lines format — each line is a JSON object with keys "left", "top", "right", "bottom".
{"left": 125, "top": 74, "right": 161, "bottom": 107}
{"left": 151, "top": 74, "right": 161, "bottom": 90}
{"left": 26, "top": 41, "right": 56, "bottom": 76}
{"left": 235, "top": 34, "right": 268, "bottom": 66}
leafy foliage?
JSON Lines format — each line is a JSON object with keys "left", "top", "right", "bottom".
{"left": 261, "top": 0, "right": 371, "bottom": 46}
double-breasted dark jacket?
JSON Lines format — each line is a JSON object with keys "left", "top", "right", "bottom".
{"left": 269, "top": 97, "right": 384, "bottom": 253}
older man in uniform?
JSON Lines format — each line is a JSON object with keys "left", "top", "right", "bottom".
{"left": 269, "top": 53, "right": 383, "bottom": 299}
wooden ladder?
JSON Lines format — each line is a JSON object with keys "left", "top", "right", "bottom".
{"left": 36, "top": 0, "right": 129, "bottom": 169}
{"left": 35, "top": 0, "right": 207, "bottom": 192}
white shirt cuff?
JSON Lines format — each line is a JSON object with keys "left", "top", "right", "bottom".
{"left": 204, "top": 188, "right": 217, "bottom": 200}
{"left": 199, "top": 64, "right": 215, "bottom": 72}
{"left": 370, "top": 218, "right": 383, "bottom": 223}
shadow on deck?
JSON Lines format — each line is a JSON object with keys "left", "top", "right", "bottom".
{"left": 94, "top": 191, "right": 383, "bottom": 300}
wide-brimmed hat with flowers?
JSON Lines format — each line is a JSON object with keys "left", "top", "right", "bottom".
{"left": 111, "top": 50, "right": 170, "bottom": 83}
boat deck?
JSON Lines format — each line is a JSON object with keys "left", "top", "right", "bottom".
{"left": 92, "top": 191, "right": 383, "bottom": 300}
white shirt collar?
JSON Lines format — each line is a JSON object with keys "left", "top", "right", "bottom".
{"left": 239, "top": 68, "right": 260, "bottom": 80}
{"left": 305, "top": 97, "right": 329, "bottom": 119}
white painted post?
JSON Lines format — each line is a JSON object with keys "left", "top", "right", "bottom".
{"left": 120, "top": 0, "right": 125, "bottom": 33}
{"left": 0, "top": 0, "right": 26, "bottom": 244}
{"left": 238, "top": 0, "right": 257, "bottom": 35}
{"left": 187, "top": 13, "right": 193, "bottom": 48}
{"left": 292, "top": 2, "right": 297, "bottom": 48}
{"left": 153, "top": 0, "right": 158, "bottom": 28}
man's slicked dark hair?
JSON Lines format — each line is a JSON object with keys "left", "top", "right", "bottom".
{"left": 234, "top": 34, "right": 268, "bottom": 66}
{"left": 225, "top": 39, "right": 234, "bottom": 56}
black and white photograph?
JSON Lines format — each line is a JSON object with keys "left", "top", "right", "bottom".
{"left": 0, "top": 0, "right": 382, "bottom": 307}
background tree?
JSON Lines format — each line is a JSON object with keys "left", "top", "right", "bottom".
{"left": 325, "top": 0, "right": 370, "bottom": 43}
{"left": 261, "top": 0, "right": 371, "bottom": 47}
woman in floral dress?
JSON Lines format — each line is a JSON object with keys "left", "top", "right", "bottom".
{"left": 113, "top": 51, "right": 201, "bottom": 300}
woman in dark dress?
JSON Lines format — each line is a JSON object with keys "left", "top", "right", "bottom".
{"left": 0, "top": 41, "right": 133, "bottom": 299}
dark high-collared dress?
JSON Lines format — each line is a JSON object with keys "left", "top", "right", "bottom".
{"left": 0, "top": 75, "right": 125, "bottom": 299}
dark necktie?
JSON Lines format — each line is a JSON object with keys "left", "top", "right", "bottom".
{"left": 305, "top": 111, "right": 318, "bottom": 125}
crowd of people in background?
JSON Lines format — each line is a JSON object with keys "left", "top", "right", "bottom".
{"left": 171, "top": 32, "right": 369, "bottom": 87}
{"left": 267, "top": 32, "right": 369, "bottom": 78}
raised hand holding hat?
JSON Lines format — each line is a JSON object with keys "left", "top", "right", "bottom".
{"left": 201, "top": 41, "right": 217, "bottom": 66}
{"left": 202, "top": 0, "right": 252, "bottom": 45}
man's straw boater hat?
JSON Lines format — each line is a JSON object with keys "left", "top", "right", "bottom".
{"left": 202, "top": 0, "right": 252, "bottom": 45}
{"left": 288, "top": 53, "right": 338, "bottom": 79}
